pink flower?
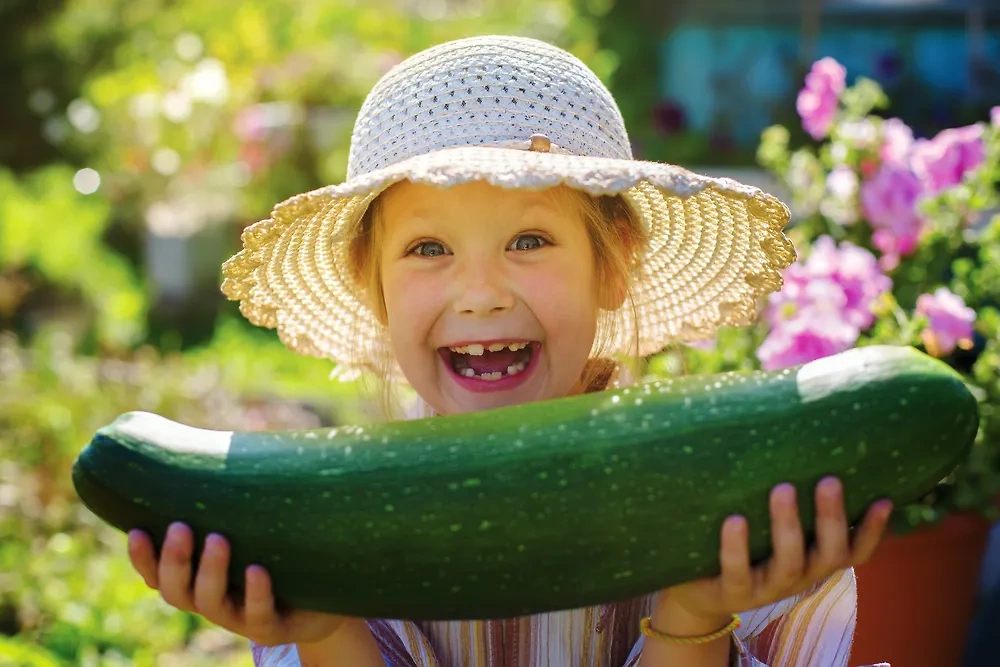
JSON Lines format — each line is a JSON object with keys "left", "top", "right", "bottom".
{"left": 768, "top": 236, "right": 890, "bottom": 329}
{"left": 860, "top": 164, "right": 925, "bottom": 267}
{"left": 910, "top": 124, "right": 986, "bottom": 195}
{"left": 759, "top": 236, "right": 892, "bottom": 369}
{"left": 757, "top": 306, "right": 859, "bottom": 370}
{"left": 796, "top": 57, "right": 846, "bottom": 140}
{"left": 879, "top": 118, "right": 914, "bottom": 167}
{"left": 915, "top": 287, "right": 976, "bottom": 357}
{"left": 991, "top": 106, "right": 1000, "bottom": 129}
{"left": 808, "top": 236, "right": 892, "bottom": 328}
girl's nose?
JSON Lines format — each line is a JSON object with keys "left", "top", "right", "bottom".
{"left": 452, "top": 263, "right": 515, "bottom": 316}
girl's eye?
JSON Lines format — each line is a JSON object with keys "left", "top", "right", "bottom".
{"left": 509, "top": 234, "right": 546, "bottom": 252}
{"left": 409, "top": 241, "right": 449, "bottom": 257}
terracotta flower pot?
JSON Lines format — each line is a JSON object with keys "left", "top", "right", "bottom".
{"left": 849, "top": 512, "right": 991, "bottom": 667}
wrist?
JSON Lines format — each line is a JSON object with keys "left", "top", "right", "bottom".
{"left": 295, "top": 618, "right": 383, "bottom": 667}
{"left": 294, "top": 620, "right": 349, "bottom": 656}
{"left": 295, "top": 634, "right": 338, "bottom": 660}
{"left": 651, "top": 593, "right": 732, "bottom": 638}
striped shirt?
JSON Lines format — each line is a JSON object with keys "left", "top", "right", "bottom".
{"left": 251, "top": 567, "right": 890, "bottom": 666}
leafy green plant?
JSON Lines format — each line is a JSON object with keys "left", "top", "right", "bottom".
{"left": 0, "top": 324, "right": 360, "bottom": 665}
{"left": 0, "top": 165, "right": 147, "bottom": 350}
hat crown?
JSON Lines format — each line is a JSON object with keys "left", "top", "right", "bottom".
{"left": 347, "top": 35, "right": 633, "bottom": 179}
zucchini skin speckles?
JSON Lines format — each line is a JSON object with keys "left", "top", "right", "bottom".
{"left": 72, "top": 345, "right": 978, "bottom": 620}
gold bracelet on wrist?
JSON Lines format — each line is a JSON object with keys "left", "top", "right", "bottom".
{"left": 639, "top": 614, "right": 742, "bottom": 645}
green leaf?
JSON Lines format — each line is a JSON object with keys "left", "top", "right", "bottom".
{"left": 0, "top": 635, "right": 63, "bottom": 667}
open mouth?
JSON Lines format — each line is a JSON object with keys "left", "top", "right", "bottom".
{"left": 439, "top": 341, "right": 537, "bottom": 382}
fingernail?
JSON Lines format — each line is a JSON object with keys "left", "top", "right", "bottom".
{"left": 726, "top": 514, "right": 748, "bottom": 531}
{"left": 820, "top": 477, "right": 842, "bottom": 497}
{"left": 775, "top": 483, "right": 796, "bottom": 503}
{"left": 166, "top": 523, "right": 191, "bottom": 551}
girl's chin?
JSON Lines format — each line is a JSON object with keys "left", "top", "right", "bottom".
{"left": 437, "top": 376, "right": 545, "bottom": 414}
{"left": 442, "top": 389, "right": 539, "bottom": 414}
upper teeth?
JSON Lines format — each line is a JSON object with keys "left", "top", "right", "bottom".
{"left": 450, "top": 342, "right": 529, "bottom": 355}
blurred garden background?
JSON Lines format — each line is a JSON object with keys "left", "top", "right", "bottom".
{"left": 1, "top": 0, "right": 999, "bottom": 665}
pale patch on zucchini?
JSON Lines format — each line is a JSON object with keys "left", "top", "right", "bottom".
{"left": 109, "top": 411, "right": 233, "bottom": 457}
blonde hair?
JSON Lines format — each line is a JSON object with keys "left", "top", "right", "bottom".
{"left": 346, "top": 182, "right": 649, "bottom": 418}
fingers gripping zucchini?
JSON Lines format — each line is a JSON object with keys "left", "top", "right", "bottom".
{"left": 71, "top": 345, "right": 979, "bottom": 620}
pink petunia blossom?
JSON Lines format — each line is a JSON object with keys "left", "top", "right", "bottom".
{"left": 910, "top": 124, "right": 986, "bottom": 195}
{"left": 757, "top": 305, "right": 859, "bottom": 370}
{"left": 879, "top": 117, "right": 914, "bottom": 167}
{"left": 860, "top": 164, "right": 925, "bottom": 268}
{"left": 915, "top": 287, "right": 976, "bottom": 357}
{"left": 807, "top": 236, "right": 893, "bottom": 328}
{"left": 991, "top": 106, "right": 1000, "bottom": 129}
{"left": 766, "top": 236, "right": 890, "bottom": 330}
{"left": 759, "top": 236, "right": 892, "bottom": 369}
{"left": 796, "top": 57, "right": 847, "bottom": 140}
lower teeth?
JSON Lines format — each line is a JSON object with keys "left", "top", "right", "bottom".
{"left": 459, "top": 361, "right": 527, "bottom": 380}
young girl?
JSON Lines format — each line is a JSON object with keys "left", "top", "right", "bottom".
{"left": 126, "top": 36, "right": 893, "bottom": 666}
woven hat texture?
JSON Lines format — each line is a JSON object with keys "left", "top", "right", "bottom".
{"left": 221, "top": 35, "right": 796, "bottom": 377}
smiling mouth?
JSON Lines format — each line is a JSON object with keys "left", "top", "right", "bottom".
{"left": 441, "top": 341, "right": 537, "bottom": 381}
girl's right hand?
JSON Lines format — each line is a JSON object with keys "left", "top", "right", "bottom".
{"left": 128, "top": 521, "right": 346, "bottom": 647}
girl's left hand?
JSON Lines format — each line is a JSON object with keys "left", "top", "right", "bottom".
{"left": 660, "top": 476, "right": 893, "bottom": 624}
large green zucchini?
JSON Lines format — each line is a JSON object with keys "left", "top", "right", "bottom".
{"left": 72, "top": 345, "right": 978, "bottom": 620}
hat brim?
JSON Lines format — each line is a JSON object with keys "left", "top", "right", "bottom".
{"left": 221, "top": 146, "right": 796, "bottom": 377}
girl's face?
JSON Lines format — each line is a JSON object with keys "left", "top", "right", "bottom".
{"left": 378, "top": 180, "right": 604, "bottom": 415}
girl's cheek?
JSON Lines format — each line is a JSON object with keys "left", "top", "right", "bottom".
{"left": 523, "top": 266, "right": 592, "bottom": 310}
{"left": 404, "top": 273, "right": 443, "bottom": 304}
{"left": 385, "top": 272, "right": 443, "bottom": 325}
{"left": 516, "top": 264, "right": 569, "bottom": 296}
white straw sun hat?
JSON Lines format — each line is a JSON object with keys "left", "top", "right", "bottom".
{"left": 221, "top": 35, "right": 796, "bottom": 378}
